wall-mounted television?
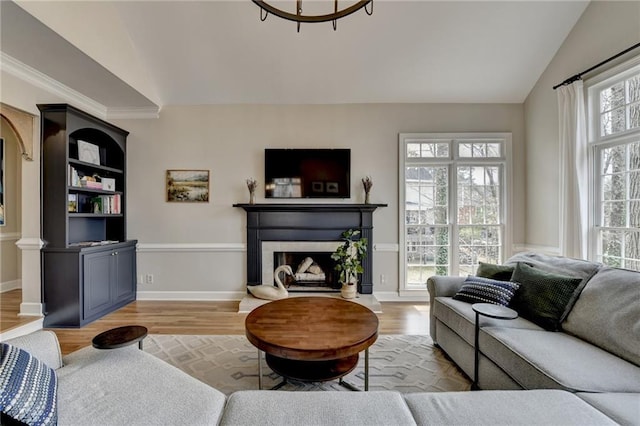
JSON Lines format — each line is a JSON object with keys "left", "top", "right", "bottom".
{"left": 265, "top": 149, "right": 350, "bottom": 199}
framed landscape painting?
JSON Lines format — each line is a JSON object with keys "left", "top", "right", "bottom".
{"left": 166, "top": 170, "right": 210, "bottom": 202}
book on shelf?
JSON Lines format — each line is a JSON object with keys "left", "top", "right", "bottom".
{"left": 90, "top": 194, "right": 121, "bottom": 214}
{"left": 68, "top": 194, "right": 78, "bottom": 212}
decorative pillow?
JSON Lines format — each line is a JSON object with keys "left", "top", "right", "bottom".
{"left": 0, "top": 343, "right": 57, "bottom": 426}
{"left": 476, "top": 262, "right": 515, "bottom": 281}
{"left": 509, "top": 262, "right": 583, "bottom": 331}
{"left": 453, "top": 276, "right": 520, "bottom": 307}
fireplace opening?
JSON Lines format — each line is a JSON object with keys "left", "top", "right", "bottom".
{"left": 274, "top": 251, "right": 340, "bottom": 292}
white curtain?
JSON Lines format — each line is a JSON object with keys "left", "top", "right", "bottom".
{"left": 557, "top": 80, "right": 589, "bottom": 259}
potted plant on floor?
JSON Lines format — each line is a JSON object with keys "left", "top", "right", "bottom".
{"left": 331, "top": 229, "right": 367, "bottom": 299}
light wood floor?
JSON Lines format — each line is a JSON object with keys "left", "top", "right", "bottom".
{"left": 1, "top": 290, "right": 430, "bottom": 355}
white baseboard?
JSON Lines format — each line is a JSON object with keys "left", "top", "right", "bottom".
{"left": 19, "top": 302, "right": 43, "bottom": 317}
{"left": 0, "top": 279, "right": 21, "bottom": 293}
{"left": 0, "top": 318, "right": 44, "bottom": 341}
{"left": 137, "top": 291, "right": 247, "bottom": 301}
{"left": 137, "top": 290, "right": 429, "bottom": 303}
{"left": 374, "top": 291, "right": 429, "bottom": 302}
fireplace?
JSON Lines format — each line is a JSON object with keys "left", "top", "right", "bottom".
{"left": 264, "top": 241, "right": 342, "bottom": 292}
{"left": 234, "top": 203, "right": 386, "bottom": 294}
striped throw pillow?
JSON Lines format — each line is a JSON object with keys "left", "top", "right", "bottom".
{"left": 453, "top": 276, "right": 520, "bottom": 307}
{"left": 0, "top": 343, "right": 57, "bottom": 426}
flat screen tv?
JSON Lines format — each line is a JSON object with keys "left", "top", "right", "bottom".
{"left": 265, "top": 149, "right": 350, "bottom": 198}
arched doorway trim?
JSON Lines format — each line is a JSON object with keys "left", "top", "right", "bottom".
{"left": 0, "top": 103, "right": 35, "bottom": 161}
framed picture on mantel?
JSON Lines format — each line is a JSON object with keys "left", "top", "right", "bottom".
{"left": 166, "top": 169, "right": 210, "bottom": 202}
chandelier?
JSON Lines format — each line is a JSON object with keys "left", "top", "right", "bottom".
{"left": 252, "top": 0, "right": 373, "bottom": 32}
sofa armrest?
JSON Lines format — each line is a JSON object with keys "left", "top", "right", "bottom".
{"left": 3, "top": 330, "right": 63, "bottom": 370}
{"left": 427, "top": 276, "right": 465, "bottom": 300}
{"left": 426, "top": 276, "right": 465, "bottom": 343}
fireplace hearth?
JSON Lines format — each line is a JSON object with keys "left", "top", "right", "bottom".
{"left": 234, "top": 203, "right": 386, "bottom": 294}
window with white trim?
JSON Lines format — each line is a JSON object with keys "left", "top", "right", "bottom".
{"left": 587, "top": 60, "right": 640, "bottom": 271}
{"left": 399, "top": 133, "right": 512, "bottom": 291}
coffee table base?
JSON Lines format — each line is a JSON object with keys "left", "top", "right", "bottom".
{"left": 258, "top": 349, "right": 370, "bottom": 391}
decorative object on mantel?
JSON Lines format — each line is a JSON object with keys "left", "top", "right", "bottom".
{"left": 248, "top": 264, "right": 293, "bottom": 300}
{"left": 246, "top": 178, "right": 258, "bottom": 204}
{"left": 331, "top": 229, "right": 367, "bottom": 299}
{"left": 252, "top": 0, "right": 373, "bottom": 33}
{"left": 362, "top": 176, "right": 373, "bottom": 204}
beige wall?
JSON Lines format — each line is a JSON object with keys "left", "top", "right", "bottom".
{"left": 0, "top": 116, "right": 22, "bottom": 290}
{"left": 523, "top": 1, "right": 640, "bottom": 253}
{"left": 116, "top": 103, "right": 525, "bottom": 298}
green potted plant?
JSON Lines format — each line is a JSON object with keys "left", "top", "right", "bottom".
{"left": 331, "top": 229, "right": 367, "bottom": 299}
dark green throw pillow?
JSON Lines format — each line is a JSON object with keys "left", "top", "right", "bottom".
{"left": 476, "top": 262, "right": 515, "bottom": 281}
{"left": 510, "top": 262, "right": 582, "bottom": 331}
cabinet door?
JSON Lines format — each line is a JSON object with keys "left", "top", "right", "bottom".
{"left": 114, "top": 245, "right": 136, "bottom": 303}
{"left": 83, "top": 250, "right": 113, "bottom": 320}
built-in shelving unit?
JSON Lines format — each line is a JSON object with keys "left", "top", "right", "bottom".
{"left": 39, "top": 104, "right": 137, "bottom": 328}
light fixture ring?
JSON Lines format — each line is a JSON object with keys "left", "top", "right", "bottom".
{"left": 252, "top": 0, "right": 373, "bottom": 25}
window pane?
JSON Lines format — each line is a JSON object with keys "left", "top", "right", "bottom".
{"left": 603, "top": 201, "right": 627, "bottom": 227}
{"left": 628, "top": 74, "right": 640, "bottom": 103}
{"left": 600, "top": 82, "right": 625, "bottom": 113}
{"left": 601, "top": 145, "right": 627, "bottom": 174}
{"left": 458, "top": 142, "right": 502, "bottom": 158}
{"left": 407, "top": 144, "right": 420, "bottom": 158}
{"left": 630, "top": 103, "right": 640, "bottom": 130}
{"left": 601, "top": 107, "right": 626, "bottom": 136}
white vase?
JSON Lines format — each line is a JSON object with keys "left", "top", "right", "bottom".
{"left": 341, "top": 283, "right": 357, "bottom": 299}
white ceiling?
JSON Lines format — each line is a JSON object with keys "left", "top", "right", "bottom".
{"left": 2, "top": 1, "right": 589, "bottom": 110}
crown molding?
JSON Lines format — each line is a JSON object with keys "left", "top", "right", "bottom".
{"left": 1, "top": 52, "right": 160, "bottom": 120}
{"left": 107, "top": 106, "right": 160, "bottom": 120}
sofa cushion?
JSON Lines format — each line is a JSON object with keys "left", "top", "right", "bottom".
{"left": 510, "top": 262, "right": 582, "bottom": 331}
{"left": 453, "top": 276, "right": 520, "bottom": 306}
{"left": 434, "top": 297, "right": 543, "bottom": 346}
{"left": 0, "top": 343, "right": 58, "bottom": 426}
{"left": 576, "top": 393, "right": 640, "bottom": 426}
{"left": 219, "top": 390, "right": 417, "bottom": 426}
{"left": 476, "top": 262, "right": 515, "bottom": 281}
{"left": 505, "top": 252, "right": 601, "bottom": 318}
{"left": 481, "top": 327, "right": 640, "bottom": 392}
{"left": 404, "top": 390, "right": 617, "bottom": 425}
{"left": 563, "top": 266, "right": 640, "bottom": 367}
{"left": 57, "top": 345, "right": 226, "bottom": 425}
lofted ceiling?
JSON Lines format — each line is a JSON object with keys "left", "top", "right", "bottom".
{"left": 2, "top": 0, "right": 590, "bottom": 112}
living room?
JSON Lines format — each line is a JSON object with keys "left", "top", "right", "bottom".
{"left": 1, "top": 1, "right": 639, "bottom": 424}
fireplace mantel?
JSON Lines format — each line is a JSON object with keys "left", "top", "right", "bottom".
{"left": 233, "top": 203, "right": 386, "bottom": 294}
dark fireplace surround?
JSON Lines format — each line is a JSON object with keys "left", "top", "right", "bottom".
{"left": 234, "top": 204, "right": 386, "bottom": 294}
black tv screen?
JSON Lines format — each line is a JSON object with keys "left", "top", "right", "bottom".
{"left": 265, "top": 149, "right": 350, "bottom": 198}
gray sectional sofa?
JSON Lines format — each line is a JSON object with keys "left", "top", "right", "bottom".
{"left": 428, "top": 253, "right": 640, "bottom": 421}
{"left": 4, "top": 327, "right": 640, "bottom": 425}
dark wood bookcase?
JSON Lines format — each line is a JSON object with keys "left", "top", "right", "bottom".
{"left": 39, "top": 104, "right": 137, "bottom": 327}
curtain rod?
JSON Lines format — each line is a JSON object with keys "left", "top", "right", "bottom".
{"left": 553, "top": 42, "right": 640, "bottom": 90}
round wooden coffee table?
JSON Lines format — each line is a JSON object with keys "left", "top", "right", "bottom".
{"left": 245, "top": 297, "right": 379, "bottom": 390}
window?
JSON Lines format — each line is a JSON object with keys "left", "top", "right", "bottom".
{"left": 588, "top": 60, "right": 640, "bottom": 271}
{"left": 399, "top": 133, "right": 512, "bottom": 292}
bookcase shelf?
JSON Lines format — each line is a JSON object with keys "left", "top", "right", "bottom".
{"left": 39, "top": 104, "right": 137, "bottom": 328}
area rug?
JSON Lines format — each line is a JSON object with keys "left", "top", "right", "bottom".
{"left": 144, "top": 334, "right": 470, "bottom": 395}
